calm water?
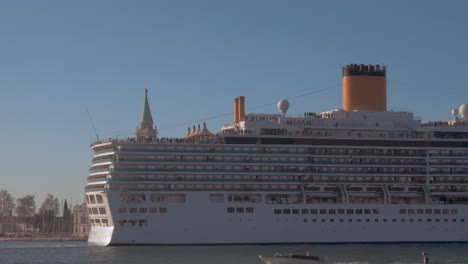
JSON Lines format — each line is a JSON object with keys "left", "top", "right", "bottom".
{"left": 0, "top": 241, "right": 468, "bottom": 264}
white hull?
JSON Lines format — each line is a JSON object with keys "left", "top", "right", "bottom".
{"left": 87, "top": 191, "right": 468, "bottom": 245}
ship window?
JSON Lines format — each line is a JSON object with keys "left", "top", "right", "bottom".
{"left": 310, "top": 209, "right": 318, "bottom": 214}
{"left": 374, "top": 219, "right": 379, "bottom": 222}
{"left": 328, "top": 209, "right": 336, "bottom": 214}
{"left": 462, "top": 219, "right": 465, "bottom": 222}
{"left": 348, "top": 219, "right": 352, "bottom": 222}
{"left": 149, "top": 208, "right": 157, "bottom": 213}
{"left": 399, "top": 209, "right": 406, "bottom": 214}
{"left": 401, "top": 219, "right": 405, "bottom": 222}
{"left": 139, "top": 208, "right": 147, "bottom": 213}
{"left": 357, "top": 219, "right": 361, "bottom": 222}
{"left": 92, "top": 208, "right": 99, "bottom": 215}
{"left": 339, "top": 219, "right": 343, "bottom": 222}
{"left": 329, "top": 219, "right": 334, "bottom": 222}
{"left": 246, "top": 207, "right": 254, "bottom": 213}
{"left": 355, "top": 209, "right": 362, "bottom": 215}
{"left": 383, "top": 219, "right": 387, "bottom": 222}
{"left": 364, "top": 209, "right": 371, "bottom": 215}
{"left": 283, "top": 209, "right": 291, "bottom": 214}
{"left": 130, "top": 208, "right": 137, "bottom": 213}
{"left": 312, "top": 219, "right": 316, "bottom": 222}
{"left": 119, "top": 208, "right": 127, "bottom": 214}
{"left": 434, "top": 209, "right": 441, "bottom": 214}
{"left": 159, "top": 208, "right": 167, "bottom": 213}
{"left": 451, "top": 209, "right": 458, "bottom": 215}
{"left": 301, "top": 209, "right": 309, "bottom": 214}
{"left": 417, "top": 209, "right": 423, "bottom": 214}
{"left": 443, "top": 209, "right": 449, "bottom": 214}
{"left": 427, "top": 218, "right": 431, "bottom": 222}
{"left": 392, "top": 219, "right": 397, "bottom": 222}
{"left": 408, "top": 209, "right": 415, "bottom": 215}
{"left": 236, "top": 208, "right": 244, "bottom": 213}
{"left": 88, "top": 208, "right": 93, "bottom": 215}
{"left": 321, "top": 219, "right": 325, "bottom": 223}
{"left": 444, "top": 219, "right": 448, "bottom": 222}
{"left": 366, "top": 219, "right": 370, "bottom": 222}
{"left": 127, "top": 194, "right": 146, "bottom": 203}
{"left": 274, "top": 209, "right": 281, "bottom": 214}
{"left": 338, "top": 209, "right": 345, "bottom": 214}
{"left": 303, "top": 219, "right": 308, "bottom": 223}
{"left": 425, "top": 209, "right": 432, "bottom": 214}
{"left": 436, "top": 219, "right": 440, "bottom": 222}
{"left": 347, "top": 209, "right": 354, "bottom": 215}
{"left": 373, "top": 209, "right": 380, "bottom": 214}
{"left": 319, "top": 209, "right": 326, "bottom": 215}
{"left": 293, "top": 209, "right": 299, "bottom": 215}
{"left": 96, "top": 195, "right": 104, "bottom": 204}
{"left": 98, "top": 208, "right": 107, "bottom": 214}
{"left": 418, "top": 219, "right": 422, "bottom": 222}
{"left": 410, "top": 219, "right": 414, "bottom": 222}
{"left": 89, "top": 195, "right": 96, "bottom": 204}
{"left": 453, "top": 219, "right": 457, "bottom": 222}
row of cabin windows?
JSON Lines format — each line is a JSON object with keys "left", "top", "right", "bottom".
{"left": 116, "top": 146, "right": 436, "bottom": 157}
{"left": 88, "top": 207, "right": 106, "bottom": 215}
{"left": 86, "top": 194, "right": 104, "bottom": 204}
{"left": 118, "top": 219, "right": 148, "bottom": 227}
{"left": 399, "top": 209, "right": 458, "bottom": 215}
{"left": 119, "top": 207, "right": 167, "bottom": 214}
{"left": 91, "top": 218, "right": 109, "bottom": 226}
{"left": 273, "top": 208, "right": 380, "bottom": 215}
{"left": 297, "top": 218, "right": 465, "bottom": 223}
{"left": 226, "top": 207, "right": 254, "bottom": 213}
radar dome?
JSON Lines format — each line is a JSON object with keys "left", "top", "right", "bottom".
{"left": 452, "top": 108, "right": 459, "bottom": 116}
{"left": 460, "top": 104, "right": 468, "bottom": 119}
{"left": 277, "top": 99, "right": 290, "bottom": 114}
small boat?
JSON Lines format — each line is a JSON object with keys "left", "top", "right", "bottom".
{"left": 259, "top": 253, "right": 331, "bottom": 264}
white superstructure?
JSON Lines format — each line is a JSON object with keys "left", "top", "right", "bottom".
{"left": 85, "top": 65, "right": 468, "bottom": 245}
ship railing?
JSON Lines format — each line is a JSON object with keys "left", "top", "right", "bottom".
{"left": 429, "top": 153, "right": 468, "bottom": 157}
{"left": 86, "top": 178, "right": 107, "bottom": 183}
{"left": 111, "top": 167, "right": 430, "bottom": 176}
{"left": 421, "top": 121, "right": 468, "bottom": 127}
{"left": 112, "top": 158, "right": 427, "bottom": 166}
{"left": 120, "top": 187, "right": 300, "bottom": 192}
{"left": 429, "top": 172, "right": 468, "bottom": 175}
{"left": 84, "top": 187, "right": 106, "bottom": 192}
{"left": 112, "top": 147, "right": 431, "bottom": 157}
{"left": 88, "top": 168, "right": 109, "bottom": 173}
{"left": 105, "top": 177, "right": 433, "bottom": 185}
{"left": 429, "top": 162, "right": 468, "bottom": 166}
{"left": 93, "top": 149, "right": 116, "bottom": 155}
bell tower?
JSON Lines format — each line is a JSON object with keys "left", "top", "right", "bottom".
{"left": 136, "top": 89, "right": 157, "bottom": 141}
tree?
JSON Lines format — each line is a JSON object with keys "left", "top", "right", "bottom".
{"left": 16, "top": 195, "right": 36, "bottom": 217}
{"left": 39, "top": 194, "right": 59, "bottom": 215}
{"left": 39, "top": 194, "right": 60, "bottom": 233}
{"left": 0, "top": 190, "right": 15, "bottom": 216}
{"left": 62, "top": 199, "right": 72, "bottom": 233}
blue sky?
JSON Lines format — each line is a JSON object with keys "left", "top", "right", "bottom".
{"left": 1, "top": 0, "right": 467, "bottom": 209}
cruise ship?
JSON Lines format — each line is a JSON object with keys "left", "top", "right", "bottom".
{"left": 86, "top": 64, "right": 468, "bottom": 245}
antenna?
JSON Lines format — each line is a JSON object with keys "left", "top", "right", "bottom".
{"left": 86, "top": 108, "right": 100, "bottom": 141}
